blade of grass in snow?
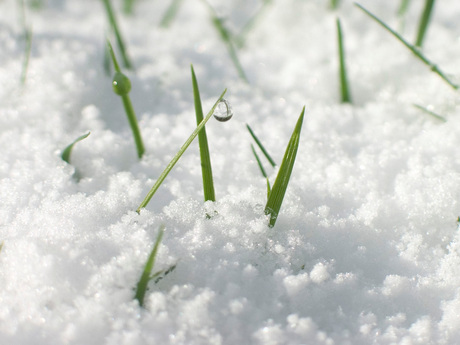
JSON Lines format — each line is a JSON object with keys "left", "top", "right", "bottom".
{"left": 137, "top": 89, "right": 227, "bottom": 213}
{"left": 251, "top": 144, "right": 271, "bottom": 197}
{"left": 102, "top": 0, "right": 133, "bottom": 69}
{"left": 355, "top": 3, "right": 458, "bottom": 90}
{"left": 415, "top": 0, "right": 435, "bottom": 48}
{"left": 265, "top": 107, "right": 305, "bottom": 228}
{"left": 330, "top": 0, "right": 340, "bottom": 9}
{"left": 337, "top": 18, "right": 352, "bottom": 103}
{"left": 134, "top": 225, "right": 164, "bottom": 308}
{"left": 160, "top": 0, "right": 184, "bottom": 28}
{"left": 61, "top": 132, "right": 90, "bottom": 164}
{"left": 0, "top": 242, "right": 3, "bottom": 254}
{"left": 19, "top": 0, "right": 32, "bottom": 85}
{"left": 247, "top": 124, "right": 276, "bottom": 167}
{"left": 107, "top": 40, "right": 145, "bottom": 159}
{"left": 152, "top": 262, "right": 177, "bottom": 284}
{"left": 413, "top": 103, "right": 446, "bottom": 122}
{"left": 235, "top": 0, "right": 273, "bottom": 48}
{"left": 123, "top": 0, "right": 135, "bottom": 15}
{"left": 191, "top": 64, "right": 216, "bottom": 202}
{"left": 397, "top": 0, "right": 411, "bottom": 32}
{"left": 201, "top": 0, "right": 249, "bottom": 83}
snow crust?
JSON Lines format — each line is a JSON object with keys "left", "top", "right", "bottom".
{"left": 2, "top": 0, "right": 460, "bottom": 344}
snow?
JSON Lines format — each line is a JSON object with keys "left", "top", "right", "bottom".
{"left": 2, "top": 0, "right": 460, "bottom": 344}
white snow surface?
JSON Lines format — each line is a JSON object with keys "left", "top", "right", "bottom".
{"left": 2, "top": 0, "right": 460, "bottom": 344}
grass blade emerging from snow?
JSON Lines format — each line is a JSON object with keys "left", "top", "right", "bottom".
{"left": 134, "top": 225, "right": 164, "bottom": 308}
{"left": 336, "top": 18, "right": 352, "bottom": 103}
{"left": 265, "top": 107, "right": 305, "bottom": 228}
{"left": 191, "top": 65, "right": 216, "bottom": 202}
{"left": 160, "top": 0, "right": 184, "bottom": 28}
{"left": 61, "top": 132, "right": 90, "bottom": 164}
{"left": 102, "top": 0, "right": 133, "bottom": 69}
{"left": 355, "top": 3, "right": 458, "bottom": 90}
{"left": 247, "top": 124, "right": 276, "bottom": 167}
{"left": 107, "top": 41, "right": 145, "bottom": 159}
{"left": 251, "top": 144, "right": 268, "bottom": 179}
{"left": 202, "top": 0, "right": 249, "bottom": 83}
{"left": 413, "top": 103, "right": 446, "bottom": 122}
{"left": 415, "top": 0, "right": 435, "bottom": 48}
{"left": 137, "top": 89, "right": 227, "bottom": 213}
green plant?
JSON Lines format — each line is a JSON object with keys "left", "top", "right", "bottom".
{"left": 336, "top": 18, "right": 352, "bottom": 103}
{"left": 201, "top": 0, "right": 249, "bottom": 83}
{"left": 415, "top": 0, "right": 435, "bottom": 48}
{"left": 413, "top": 103, "right": 446, "bottom": 122}
{"left": 265, "top": 107, "right": 305, "bottom": 228}
{"left": 246, "top": 124, "right": 276, "bottom": 168}
{"left": 123, "top": 0, "right": 135, "bottom": 15}
{"left": 235, "top": 0, "right": 273, "bottom": 48}
{"left": 330, "top": 0, "right": 340, "bottom": 9}
{"left": 19, "top": 0, "right": 32, "bottom": 85}
{"left": 250, "top": 144, "right": 271, "bottom": 197}
{"left": 102, "top": 0, "right": 133, "bottom": 69}
{"left": 137, "top": 89, "right": 227, "bottom": 213}
{"left": 61, "top": 132, "right": 91, "bottom": 164}
{"left": 107, "top": 40, "right": 145, "bottom": 159}
{"left": 355, "top": 3, "right": 458, "bottom": 90}
{"left": 135, "top": 225, "right": 164, "bottom": 307}
{"left": 191, "top": 64, "right": 216, "bottom": 202}
{"left": 160, "top": 0, "right": 184, "bottom": 28}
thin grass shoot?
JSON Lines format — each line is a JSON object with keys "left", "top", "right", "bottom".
{"left": 19, "top": 0, "right": 32, "bottom": 85}
{"left": 235, "top": 0, "right": 273, "bottom": 47}
{"left": 134, "top": 225, "right": 164, "bottom": 307}
{"left": 397, "top": 0, "right": 411, "bottom": 32}
{"left": 330, "top": 0, "right": 340, "bottom": 9}
{"left": 107, "top": 40, "right": 145, "bottom": 159}
{"left": 413, "top": 103, "right": 446, "bottom": 122}
{"left": 137, "top": 89, "right": 227, "bottom": 213}
{"left": 265, "top": 106, "right": 305, "bottom": 228}
{"left": 61, "top": 132, "right": 91, "bottom": 164}
{"left": 123, "top": 0, "right": 135, "bottom": 15}
{"left": 191, "top": 64, "right": 216, "bottom": 202}
{"left": 414, "top": 0, "right": 435, "bottom": 48}
{"left": 336, "top": 18, "right": 352, "bottom": 103}
{"left": 355, "top": 3, "right": 458, "bottom": 90}
{"left": 201, "top": 0, "right": 249, "bottom": 83}
{"left": 247, "top": 124, "right": 276, "bottom": 167}
{"left": 102, "top": 0, "right": 133, "bottom": 69}
{"left": 160, "top": 0, "right": 184, "bottom": 28}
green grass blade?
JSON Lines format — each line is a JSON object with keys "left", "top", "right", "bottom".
{"left": 235, "top": 0, "right": 273, "bottom": 47}
{"left": 137, "top": 89, "right": 227, "bottom": 213}
{"left": 160, "top": 0, "right": 184, "bottom": 28}
{"left": 61, "top": 132, "right": 90, "bottom": 164}
{"left": 247, "top": 124, "right": 276, "bottom": 167}
{"left": 251, "top": 144, "right": 268, "bottom": 179}
{"left": 202, "top": 0, "right": 249, "bottom": 83}
{"left": 191, "top": 65, "right": 216, "bottom": 202}
{"left": 413, "top": 103, "right": 446, "bottom": 122}
{"left": 0, "top": 241, "right": 4, "bottom": 254}
{"left": 398, "top": 0, "right": 411, "bottom": 16}
{"left": 415, "top": 0, "right": 435, "bottom": 48}
{"left": 265, "top": 107, "right": 305, "bottom": 228}
{"left": 134, "top": 225, "right": 164, "bottom": 307}
{"left": 330, "top": 0, "right": 340, "bottom": 9}
{"left": 102, "top": 0, "right": 133, "bottom": 69}
{"left": 337, "top": 18, "right": 352, "bottom": 103}
{"left": 123, "top": 0, "right": 135, "bottom": 14}
{"left": 355, "top": 3, "right": 458, "bottom": 90}
{"left": 107, "top": 40, "right": 145, "bottom": 159}
{"left": 19, "top": 0, "right": 32, "bottom": 85}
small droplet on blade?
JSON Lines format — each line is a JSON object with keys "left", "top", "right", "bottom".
{"left": 213, "top": 99, "right": 233, "bottom": 122}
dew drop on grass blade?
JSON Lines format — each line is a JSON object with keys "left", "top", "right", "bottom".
{"left": 135, "top": 225, "right": 164, "bottom": 308}
{"left": 413, "top": 103, "right": 446, "bottom": 122}
{"left": 355, "top": 3, "right": 458, "bottom": 90}
{"left": 61, "top": 132, "right": 91, "bottom": 164}
{"left": 137, "top": 89, "right": 227, "bottom": 213}
{"left": 265, "top": 107, "right": 305, "bottom": 228}
{"left": 191, "top": 64, "right": 216, "bottom": 202}
{"left": 213, "top": 99, "right": 233, "bottom": 122}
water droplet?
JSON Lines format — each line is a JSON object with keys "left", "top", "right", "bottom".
{"left": 213, "top": 99, "right": 233, "bottom": 122}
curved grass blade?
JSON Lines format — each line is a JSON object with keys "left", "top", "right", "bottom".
{"left": 160, "top": 0, "right": 184, "bottom": 28}
{"left": 61, "top": 132, "right": 90, "bottom": 164}
{"left": 102, "top": 0, "right": 133, "bottom": 69}
{"left": 191, "top": 65, "right": 216, "bottom": 202}
{"left": 355, "top": 3, "right": 458, "bottom": 90}
{"left": 247, "top": 124, "right": 276, "bottom": 167}
{"left": 337, "top": 18, "right": 352, "bottom": 103}
{"left": 415, "top": 0, "right": 435, "bottom": 48}
{"left": 137, "top": 89, "right": 227, "bottom": 213}
{"left": 265, "top": 107, "right": 305, "bottom": 228}
{"left": 107, "top": 40, "right": 145, "bottom": 159}
{"left": 135, "top": 225, "right": 164, "bottom": 307}
{"left": 413, "top": 103, "right": 446, "bottom": 122}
